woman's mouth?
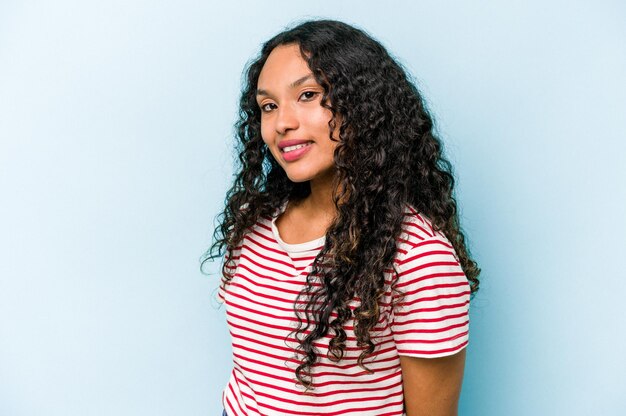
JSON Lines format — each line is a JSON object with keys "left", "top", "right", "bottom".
{"left": 281, "top": 142, "right": 313, "bottom": 153}
{"left": 280, "top": 141, "right": 313, "bottom": 162}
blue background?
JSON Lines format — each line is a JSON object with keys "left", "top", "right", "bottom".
{"left": 1, "top": 1, "right": 625, "bottom": 415}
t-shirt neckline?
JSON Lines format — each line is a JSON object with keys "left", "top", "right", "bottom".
{"left": 270, "top": 201, "right": 326, "bottom": 253}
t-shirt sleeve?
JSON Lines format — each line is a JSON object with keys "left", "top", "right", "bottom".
{"left": 216, "top": 271, "right": 227, "bottom": 304}
{"left": 216, "top": 246, "right": 240, "bottom": 304}
{"left": 390, "top": 236, "right": 471, "bottom": 358}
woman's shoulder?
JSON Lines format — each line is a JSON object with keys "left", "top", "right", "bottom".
{"left": 397, "top": 204, "right": 453, "bottom": 254}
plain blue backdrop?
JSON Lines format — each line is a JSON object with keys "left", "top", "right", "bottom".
{"left": 1, "top": 0, "right": 625, "bottom": 415}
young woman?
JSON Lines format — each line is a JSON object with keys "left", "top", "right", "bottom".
{"left": 204, "top": 19, "right": 480, "bottom": 416}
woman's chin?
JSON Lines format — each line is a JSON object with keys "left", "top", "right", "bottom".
{"left": 285, "top": 173, "right": 312, "bottom": 183}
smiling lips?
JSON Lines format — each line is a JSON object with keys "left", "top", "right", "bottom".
{"left": 283, "top": 143, "right": 312, "bottom": 154}
{"left": 278, "top": 139, "right": 314, "bottom": 162}
{"left": 278, "top": 139, "right": 313, "bottom": 151}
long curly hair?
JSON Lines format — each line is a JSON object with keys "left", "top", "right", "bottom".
{"left": 202, "top": 18, "right": 480, "bottom": 389}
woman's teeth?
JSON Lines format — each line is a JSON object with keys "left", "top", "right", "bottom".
{"left": 282, "top": 142, "right": 312, "bottom": 152}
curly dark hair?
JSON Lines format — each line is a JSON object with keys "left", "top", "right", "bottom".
{"left": 202, "top": 18, "right": 480, "bottom": 389}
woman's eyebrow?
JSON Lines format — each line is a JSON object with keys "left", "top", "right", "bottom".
{"left": 256, "top": 73, "right": 314, "bottom": 97}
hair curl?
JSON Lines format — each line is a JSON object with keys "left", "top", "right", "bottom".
{"left": 202, "top": 18, "right": 480, "bottom": 390}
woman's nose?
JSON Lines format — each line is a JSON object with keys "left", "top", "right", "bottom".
{"left": 275, "top": 104, "right": 299, "bottom": 134}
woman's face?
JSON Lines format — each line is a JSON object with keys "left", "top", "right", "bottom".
{"left": 256, "top": 44, "right": 340, "bottom": 184}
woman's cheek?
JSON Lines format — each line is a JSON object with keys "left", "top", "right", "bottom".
{"left": 260, "top": 124, "right": 272, "bottom": 146}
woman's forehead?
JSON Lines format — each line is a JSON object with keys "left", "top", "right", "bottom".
{"left": 258, "top": 44, "right": 310, "bottom": 86}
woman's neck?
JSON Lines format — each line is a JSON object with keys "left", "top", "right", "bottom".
{"left": 300, "top": 172, "right": 338, "bottom": 219}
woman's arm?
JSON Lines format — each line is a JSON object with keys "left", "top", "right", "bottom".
{"left": 399, "top": 348, "right": 466, "bottom": 416}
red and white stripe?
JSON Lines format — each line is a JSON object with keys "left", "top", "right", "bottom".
{"left": 217, "top": 205, "right": 470, "bottom": 416}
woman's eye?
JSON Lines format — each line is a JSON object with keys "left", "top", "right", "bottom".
{"left": 301, "top": 91, "right": 318, "bottom": 100}
{"left": 260, "top": 103, "right": 276, "bottom": 112}
{"left": 260, "top": 92, "right": 318, "bottom": 113}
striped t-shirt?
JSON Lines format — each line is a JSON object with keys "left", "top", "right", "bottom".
{"left": 217, "top": 203, "right": 471, "bottom": 416}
